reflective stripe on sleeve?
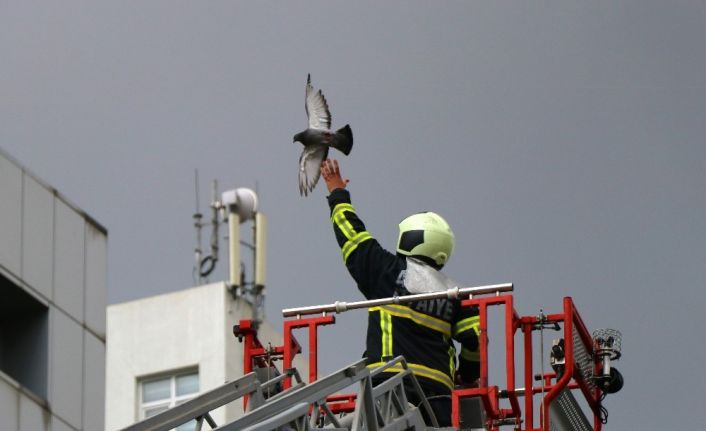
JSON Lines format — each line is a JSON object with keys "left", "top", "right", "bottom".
{"left": 342, "top": 231, "right": 372, "bottom": 262}
{"left": 331, "top": 203, "right": 355, "bottom": 220}
{"left": 331, "top": 202, "right": 372, "bottom": 262}
{"left": 453, "top": 315, "right": 480, "bottom": 337}
{"left": 460, "top": 346, "right": 480, "bottom": 362}
{"left": 331, "top": 203, "right": 356, "bottom": 239}
{"left": 449, "top": 345, "right": 456, "bottom": 379}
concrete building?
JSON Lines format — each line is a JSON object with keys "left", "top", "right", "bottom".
{"left": 0, "top": 149, "right": 107, "bottom": 431}
{"left": 105, "top": 283, "right": 302, "bottom": 431}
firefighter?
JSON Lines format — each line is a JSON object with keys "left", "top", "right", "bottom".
{"left": 320, "top": 158, "right": 480, "bottom": 426}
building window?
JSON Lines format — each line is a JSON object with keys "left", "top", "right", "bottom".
{"left": 0, "top": 274, "right": 48, "bottom": 399}
{"left": 139, "top": 370, "right": 199, "bottom": 431}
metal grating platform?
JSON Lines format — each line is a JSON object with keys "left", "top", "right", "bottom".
{"left": 572, "top": 326, "right": 595, "bottom": 391}
{"left": 549, "top": 388, "right": 592, "bottom": 431}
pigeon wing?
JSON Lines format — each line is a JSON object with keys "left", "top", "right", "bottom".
{"left": 298, "top": 144, "right": 329, "bottom": 196}
{"left": 305, "top": 74, "right": 331, "bottom": 131}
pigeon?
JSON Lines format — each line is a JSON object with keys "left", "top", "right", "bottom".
{"left": 293, "top": 74, "right": 353, "bottom": 196}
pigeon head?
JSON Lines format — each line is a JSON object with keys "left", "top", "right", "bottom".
{"left": 293, "top": 131, "right": 305, "bottom": 144}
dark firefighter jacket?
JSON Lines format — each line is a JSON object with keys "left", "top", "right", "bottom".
{"left": 327, "top": 188, "right": 480, "bottom": 395}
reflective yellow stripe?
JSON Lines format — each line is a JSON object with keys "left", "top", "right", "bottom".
{"left": 367, "top": 362, "right": 454, "bottom": 391}
{"left": 379, "top": 309, "right": 393, "bottom": 358}
{"left": 342, "top": 231, "right": 372, "bottom": 262}
{"left": 370, "top": 305, "right": 451, "bottom": 336}
{"left": 449, "top": 345, "right": 456, "bottom": 378}
{"left": 331, "top": 203, "right": 355, "bottom": 219}
{"left": 333, "top": 212, "right": 356, "bottom": 239}
{"left": 331, "top": 203, "right": 356, "bottom": 239}
{"left": 453, "top": 315, "right": 480, "bottom": 336}
{"left": 460, "top": 346, "right": 480, "bottom": 362}
{"left": 331, "top": 203, "right": 372, "bottom": 262}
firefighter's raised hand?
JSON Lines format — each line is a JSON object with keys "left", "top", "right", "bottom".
{"left": 321, "top": 159, "right": 350, "bottom": 193}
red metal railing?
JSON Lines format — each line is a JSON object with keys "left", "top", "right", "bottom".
{"left": 282, "top": 315, "right": 336, "bottom": 388}
{"left": 237, "top": 295, "right": 603, "bottom": 429}
{"left": 451, "top": 295, "right": 602, "bottom": 430}
{"left": 451, "top": 294, "right": 522, "bottom": 429}
{"left": 515, "top": 297, "right": 602, "bottom": 430}
{"left": 235, "top": 315, "right": 337, "bottom": 409}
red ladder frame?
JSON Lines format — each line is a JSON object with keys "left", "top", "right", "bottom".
{"left": 237, "top": 295, "right": 604, "bottom": 428}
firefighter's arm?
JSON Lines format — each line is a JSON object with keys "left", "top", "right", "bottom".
{"left": 456, "top": 348, "right": 481, "bottom": 387}
{"left": 325, "top": 161, "right": 397, "bottom": 298}
{"left": 453, "top": 307, "right": 481, "bottom": 385}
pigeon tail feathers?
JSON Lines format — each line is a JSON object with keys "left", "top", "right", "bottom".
{"left": 332, "top": 124, "right": 353, "bottom": 155}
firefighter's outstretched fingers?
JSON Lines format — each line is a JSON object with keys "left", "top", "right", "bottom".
{"left": 321, "top": 159, "right": 349, "bottom": 193}
{"left": 321, "top": 159, "right": 332, "bottom": 180}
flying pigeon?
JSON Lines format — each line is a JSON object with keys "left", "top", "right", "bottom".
{"left": 293, "top": 74, "right": 353, "bottom": 196}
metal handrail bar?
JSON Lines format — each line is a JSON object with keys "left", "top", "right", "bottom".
{"left": 282, "top": 283, "right": 513, "bottom": 317}
{"left": 122, "top": 373, "right": 260, "bottom": 431}
{"left": 217, "top": 360, "right": 368, "bottom": 430}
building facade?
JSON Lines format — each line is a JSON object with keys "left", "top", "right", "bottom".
{"left": 0, "top": 149, "right": 107, "bottom": 431}
{"left": 105, "top": 283, "right": 301, "bottom": 431}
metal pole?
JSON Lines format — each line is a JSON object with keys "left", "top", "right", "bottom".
{"left": 193, "top": 170, "right": 203, "bottom": 285}
{"left": 282, "top": 283, "right": 513, "bottom": 317}
{"left": 209, "top": 180, "right": 220, "bottom": 265}
{"left": 229, "top": 210, "right": 241, "bottom": 289}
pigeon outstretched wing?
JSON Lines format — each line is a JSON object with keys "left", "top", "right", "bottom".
{"left": 298, "top": 144, "right": 329, "bottom": 196}
{"left": 305, "top": 74, "right": 331, "bottom": 131}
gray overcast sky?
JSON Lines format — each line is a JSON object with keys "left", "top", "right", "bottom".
{"left": 2, "top": 1, "right": 705, "bottom": 429}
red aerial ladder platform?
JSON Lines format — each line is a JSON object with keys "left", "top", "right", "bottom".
{"left": 234, "top": 283, "right": 623, "bottom": 431}
{"left": 122, "top": 283, "right": 623, "bottom": 431}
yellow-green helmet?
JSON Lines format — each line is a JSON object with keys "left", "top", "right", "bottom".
{"left": 396, "top": 212, "right": 455, "bottom": 267}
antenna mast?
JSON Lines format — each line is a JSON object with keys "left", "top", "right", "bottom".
{"left": 193, "top": 174, "right": 223, "bottom": 283}
{"left": 193, "top": 169, "right": 203, "bottom": 285}
{"left": 191, "top": 176, "right": 267, "bottom": 326}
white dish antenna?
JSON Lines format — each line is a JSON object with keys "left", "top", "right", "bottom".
{"left": 221, "top": 188, "right": 258, "bottom": 222}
